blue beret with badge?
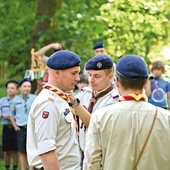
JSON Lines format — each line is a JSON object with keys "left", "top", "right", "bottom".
{"left": 116, "top": 54, "right": 148, "bottom": 80}
{"left": 85, "top": 54, "right": 113, "bottom": 70}
{"left": 18, "top": 78, "right": 31, "bottom": 87}
{"left": 93, "top": 41, "right": 105, "bottom": 50}
{"left": 47, "top": 50, "right": 81, "bottom": 70}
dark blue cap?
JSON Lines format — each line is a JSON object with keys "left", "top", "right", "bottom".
{"left": 86, "top": 54, "right": 113, "bottom": 70}
{"left": 93, "top": 41, "right": 105, "bottom": 50}
{"left": 116, "top": 54, "right": 148, "bottom": 80}
{"left": 47, "top": 50, "right": 81, "bottom": 70}
{"left": 18, "top": 78, "right": 31, "bottom": 87}
{"left": 5, "top": 80, "right": 18, "bottom": 88}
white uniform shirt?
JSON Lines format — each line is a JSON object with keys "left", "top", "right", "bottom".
{"left": 27, "top": 85, "right": 80, "bottom": 170}
{"left": 76, "top": 86, "right": 119, "bottom": 151}
{"left": 84, "top": 101, "right": 170, "bottom": 170}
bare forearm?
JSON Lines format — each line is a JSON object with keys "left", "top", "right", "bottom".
{"left": 145, "top": 79, "right": 151, "bottom": 97}
{"left": 9, "top": 116, "right": 19, "bottom": 131}
{"left": 40, "top": 150, "right": 60, "bottom": 170}
{"left": 167, "top": 92, "right": 170, "bottom": 108}
{"left": 35, "top": 43, "right": 62, "bottom": 57}
{"left": 34, "top": 44, "right": 53, "bottom": 57}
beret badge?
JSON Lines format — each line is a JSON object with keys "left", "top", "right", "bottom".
{"left": 97, "top": 62, "right": 102, "bottom": 68}
{"left": 85, "top": 54, "right": 113, "bottom": 70}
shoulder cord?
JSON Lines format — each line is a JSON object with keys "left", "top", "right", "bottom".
{"left": 134, "top": 107, "right": 158, "bottom": 170}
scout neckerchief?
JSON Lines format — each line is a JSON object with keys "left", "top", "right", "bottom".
{"left": 87, "top": 84, "right": 114, "bottom": 113}
{"left": 43, "top": 84, "right": 78, "bottom": 133}
{"left": 80, "top": 84, "right": 114, "bottom": 130}
{"left": 118, "top": 94, "right": 146, "bottom": 102}
{"left": 23, "top": 96, "right": 28, "bottom": 114}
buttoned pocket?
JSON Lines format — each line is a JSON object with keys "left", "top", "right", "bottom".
{"left": 64, "top": 111, "right": 73, "bottom": 135}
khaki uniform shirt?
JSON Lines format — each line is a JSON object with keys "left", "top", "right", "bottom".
{"left": 27, "top": 84, "right": 80, "bottom": 169}
{"left": 84, "top": 101, "right": 170, "bottom": 170}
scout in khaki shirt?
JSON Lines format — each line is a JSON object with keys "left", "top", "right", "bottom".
{"left": 84, "top": 55, "right": 170, "bottom": 170}
{"left": 27, "top": 50, "right": 81, "bottom": 170}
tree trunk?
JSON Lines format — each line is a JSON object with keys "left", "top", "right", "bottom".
{"left": 32, "top": 0, "right": 62, "bottom": 46}
{"left": 31, "top": 0, "right": 62, "bottom": 93}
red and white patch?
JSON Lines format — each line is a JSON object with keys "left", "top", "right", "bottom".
{"left": 42, "top": 111, "right": 49, "bottom": 119}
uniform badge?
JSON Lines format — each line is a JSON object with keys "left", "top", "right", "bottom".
{"left": 42, "top": 111, "right": 49, "bottom": 119}
{"left": 96, "top": 62, "right": 102, "bottom": 68}
{"left": 63, "top": 108, "right": 70, "bottom": 116}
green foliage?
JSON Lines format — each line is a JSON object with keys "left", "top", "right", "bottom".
{"left": 0, "top": 0, "right": 170, "bottom": 79}
{"left": 49, "top": 0, "right": 170, "bottom": 66}
{"left": 0, "top": 0, "right": 36, "bottom": 78}
{"left": 99, "top": 0, "right": 170, "bottom": 63}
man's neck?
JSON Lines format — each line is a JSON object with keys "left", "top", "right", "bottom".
{"left": 120, "top": 89, "right": 143, "bottom": 96}
{"left": 95, "top": 83, "right": 111, "bottom": 95}
{"left": 21, "top": 94, "right": 29, "bottom": 98}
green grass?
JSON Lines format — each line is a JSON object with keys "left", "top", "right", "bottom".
{"left": 0, "top": 159, "right": 4, "bottom": 169}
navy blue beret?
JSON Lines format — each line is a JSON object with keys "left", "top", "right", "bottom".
{"left": 47, "top": 50, "right": 81, "bottom": 70}
{"left": 116, "top": 54, "right": 148, "bottom": 80}
{"left": 93, "top": 41, "right": 105, "bottom": 50}
{"left": 5, "top": 80, "right": 18, "bottom": 88}
{"left": 86, "top": 54, "right": 113, "bottom": 70}
{"left": 18, "top": 78, "right": 31, "bottom": 87}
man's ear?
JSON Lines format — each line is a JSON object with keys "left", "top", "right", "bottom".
{"left": 143, "top": 78, "right": 148, "bottom": 88}
{"left": 108, "top": 72, "right": 114, "bottom": 80}
{"left": 54, "top": 70, "right": 60, "bottom": 79}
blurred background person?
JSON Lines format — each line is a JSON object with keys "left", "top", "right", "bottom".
{"left": 0, "top": 80, "right": 19, "bottom": 170}
{"left": 93, "top": 41, "right": 107, "bottom": 55}
{"left": 32, "top": 43, "right": 66, "bottom": 95}
{"left": 145, "top": 60, "right": 170, "bottom": 109}
{"left": 10, "top": 78, "right": 36, "bottom": 170}
{"left": 73, "top": 74, "right": 89, "bottom": 95}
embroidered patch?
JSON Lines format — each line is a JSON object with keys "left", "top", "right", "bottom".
{"left": 2, "top": 105, "right": 10, "bottom": 108}
{"left": 63, "top": 108, "right": 70, "bottom": 116}
{"left": 16, "top": 102, "right": 22, "bottom": 105}
{"left": 112, "top": 95, "right": 119, "bottom": 99}
{"left": 42, "top": 111, "right": 49, "bottom": 119}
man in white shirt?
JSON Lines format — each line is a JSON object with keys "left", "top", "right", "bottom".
{"left": 27, "top": 50, "right": 81, "bottom": 170}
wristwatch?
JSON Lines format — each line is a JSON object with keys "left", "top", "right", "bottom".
{"left": 73, "top": 98, "right": 80, "bottom": 107}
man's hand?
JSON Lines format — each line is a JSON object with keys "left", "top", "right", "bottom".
{"left": 67, "top": 91, "right": 75, "bottom": 104}
{"left": 51, "top": 43, "right": 63, "bottom": 51}
{"left": 1, "top": 114, "right": 10, "bottom": 120}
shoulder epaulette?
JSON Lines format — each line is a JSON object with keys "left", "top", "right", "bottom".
{"left": 110, "top": 89, "right": 120, "bottom": 99}
{"left": 81, "top": 86, "right": 92, "bottom": 93}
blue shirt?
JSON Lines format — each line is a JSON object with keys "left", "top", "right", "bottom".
{"left": 148, "top": 78, "right": 170, "bottom": 108}
{"left": 0, "top": 96, "right": 16, "bottom": 125}
{"left": 14, "top": 94, "right": 36, "bottom": 126}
